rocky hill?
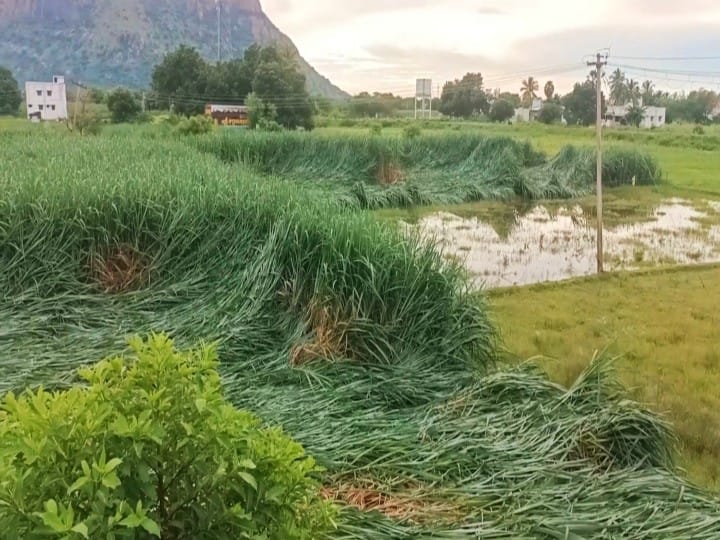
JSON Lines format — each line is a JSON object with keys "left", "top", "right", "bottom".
{"left": 0, "top": 0, "right": 347, "bottom": 99}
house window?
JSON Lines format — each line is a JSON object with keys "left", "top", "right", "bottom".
{"left": 28, "top": 104, "right": 33, "bottom": 108}
{"left": 51, "top": 105, "right": 56, "bottom": 111}
{"left": 38, "top": 105, "right": 44, "bottom": 110}
{"left": 47, "top": 90, "right": 52, "bottom": 97}
{"left": 36, "top": 90, "right": 42, "bottom": 96}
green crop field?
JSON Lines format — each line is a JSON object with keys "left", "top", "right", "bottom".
{"left": 2, "top": 118, "right": 720, "bottom": 537}
{"left": 490, "top": 265, "right": 720, "bottom": 490}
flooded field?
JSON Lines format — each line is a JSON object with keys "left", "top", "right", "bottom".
{"left": 404, "top": 198, "right": 720, "bottom": 289}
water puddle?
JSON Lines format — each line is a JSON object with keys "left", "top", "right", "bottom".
{"left": 404, "top": 200, "right": 720, "bottom": 289}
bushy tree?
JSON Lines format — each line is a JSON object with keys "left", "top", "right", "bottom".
{"left": 349, "top": 92, "right": 401, "bottom": 117}
{"left": 247, "top": 91, "right": 279, "bottom": 130}
{"left": 87, "top": 87, "right": 107, "bottom": 104}
{"left": 251, "top": 46, "right": 314, "bottom": 130}
{"left": 440, "top": 73, "right": 489, "bottom": 118}
{"left": 107, "top": 88, "right": 142, "bottom": 123}
{"left": 0, "top": 66, "right": 21, "bottom": 115}
{"left": 497, "top": 92, "right": 520, "bottom": 108}
{"left": 544, "top": 81, "right": 555, "bottom": 102}
{"left": 562, "top": 81, "right": 604, "bottom": 126}
{"left": 489, "top": 99, "right": 515, "bottom": 122}
{"left": 151, "top": 44, "right": 314, "bottom": 128}
{"left": 151, "top": 45, "right": 211, "bottom": 115}
{"left": 537, "top": 102, "right": 563, "bottom": 124}
{"left": 0, "top": 335, "right": 335, "bottom": 539}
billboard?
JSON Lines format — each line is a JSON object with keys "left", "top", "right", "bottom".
{"left": 416, "top": 79, "right": 432, "bottom": 98}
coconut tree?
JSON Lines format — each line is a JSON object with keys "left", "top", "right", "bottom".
{"left": 520, "top": 77, "right": 539, "bottom": 105}
{"left": 626, "top": 79, "right": 640, "bottom": 105}
{"left": 544, "top": 80, "right": 555, "bottom": 101}
{"left": 609, "top": 68, "right": 626, "bottom": 105}
{"left": 642, "top": 80, "right": 655, "bottom": 105}
{"left": 626, "top": 103, "right": 646, "bottom": 127}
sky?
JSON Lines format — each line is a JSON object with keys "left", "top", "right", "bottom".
{"left": 262, "top": 0, "right": 720, "bottom": 96}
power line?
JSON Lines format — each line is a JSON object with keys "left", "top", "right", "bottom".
{"left": 612, "top": 55, "right": 720, "bottom": 61}
{"left": 609, "top": 63, "right": 720, "bottom": 78}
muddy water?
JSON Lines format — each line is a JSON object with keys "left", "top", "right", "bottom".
{"left": 405, "top": 199, "right": 720, "bottom": 289}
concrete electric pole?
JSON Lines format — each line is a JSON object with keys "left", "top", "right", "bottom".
{"left": 587, "top": 52, "right": 608, "bottom": 274}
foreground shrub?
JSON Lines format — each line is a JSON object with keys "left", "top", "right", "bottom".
{"left": 0, "top": 335, "right": 335, "bottom": 539}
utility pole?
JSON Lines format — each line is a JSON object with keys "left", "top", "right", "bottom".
{"left": 216, "top": 0, "right": 221, "bottom": 63}
{"left": 141, "top": 92, "right": 146, "bottom": 113}
{"left": 587, "top": 52, "right": 607, "bottom": 273}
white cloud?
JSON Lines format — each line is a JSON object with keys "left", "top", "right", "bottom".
{"left": 262, "top": 0, "right": 720, "bottom": 94}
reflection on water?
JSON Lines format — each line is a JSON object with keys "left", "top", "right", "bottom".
{"left": 404, "top": 200, "right": 720, "bottom": 289}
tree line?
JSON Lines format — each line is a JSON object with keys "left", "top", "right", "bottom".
{"left": 2, "top": 58, "right": 719, "bottom": 129}
{"left": 344, "top": 71, "right": 720, "bottom": 127}
{"left": 0, "top": 44, "right": 315, "bottom": 130}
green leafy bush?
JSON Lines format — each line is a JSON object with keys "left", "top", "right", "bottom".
{"left": 0, "top": 335, "right": 335, "bottom": 539}
{"left": 403, "top": 124, "right": 422, "bottom": 139}
{"left": 176, "top": 115, "right": 214, "bottom": 135}
{"left": 489, "top": 99, "right": 515, "bottom": 123}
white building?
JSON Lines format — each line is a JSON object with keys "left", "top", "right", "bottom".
{"left": 25, "top": 75, "right": 68, "bottom": 121}
{"left": 604, "top": 102, "right": 666, "bottom": 129}
{"left": 514, "top": 98, "right": 543, "bottom": 123}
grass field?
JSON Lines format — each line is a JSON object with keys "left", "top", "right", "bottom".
{"left": 3, "top": 121, "right": 720, "bottom": 536}
{"left": 490, "top": 265, "right": 720, "bottom": 490}
{"left": 320, "top": 121, "right": 720, "bottom": 195}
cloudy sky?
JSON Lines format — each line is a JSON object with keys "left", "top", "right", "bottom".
{"left": 262, "top": 0, "right": 720, "bottom": 96}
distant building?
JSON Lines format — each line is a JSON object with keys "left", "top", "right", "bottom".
{"left": 204, "top": 104, "right": 249, "bottom": 127}
{"left": 514, "top": 98, "right": 544, "bottom": 123}
{"left": 25, "top": 75, "right": 68, "bottom": 121}
{"left": 604, "top": 101, "right": 666, "bottom": 129}
{"left": 712, "top": 103, "right": 720, "bottom": 121}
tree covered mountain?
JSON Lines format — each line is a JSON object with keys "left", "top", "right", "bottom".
{"left": 0, "top": 0, "right": 347, "bottom": 99}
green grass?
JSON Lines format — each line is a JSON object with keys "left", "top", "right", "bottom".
{"left": 320, "top": 121, "right": 720, "bottom": 195}
{"left": 192, "top": 130, "right": 660, "bottom": 209}
{"left": 490, "top": 265, "right": 720, "bottom": 491}
{"left": 3, "top": 129, "right": 720, "bottom": 536}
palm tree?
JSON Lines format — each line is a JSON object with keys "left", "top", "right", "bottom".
{"left": 626, "top": 103, "right": 646, "bottom": 127}
{"left": 520, "top": 77, "right": 539, "bottom": 105}
{"left": 609, "top": 68, "right": 626, "bottom": 105}
{"left": 641, "top": 80, "right": 655, "bottom": 105}
{"left": 626, "top": 79, "right": 640, "bottom": 105}
{"left": 544, "top": 81, "right": 555, "bottom": 102}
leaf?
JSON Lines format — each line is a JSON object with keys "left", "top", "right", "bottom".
{"left": 34, "top": 500, "right": 67, "bottom": 532}
{"left": 238, "top": 458, "right": 256, "bottom": 470}
{"left": 238, "top": 471, "right": 257, "bottom": 491}
{"left": 119, "top": 513, "right": 143, "bottom": 528}
{"left": 141, "top": 517, "right": 161, "bottom": 537}
{"left": 45, "top": 499, "right": 58, "bottom": 515}
{"left": 101, "top": 471, "right": 121, "bottom": 490}
{"left": 67, "top": 476, "right": 89, "bottom": 495}
{"left": 194, "top": 398, "right": 207, "bottom": 413}
{"left": 71, "top": 522, "right": 89, "bottom": 539}
{"left": 265, "top": 485, "right": 285, "bottom": 504}
{"left": 105, "top": 458, "right": 123, "bottom": 473}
